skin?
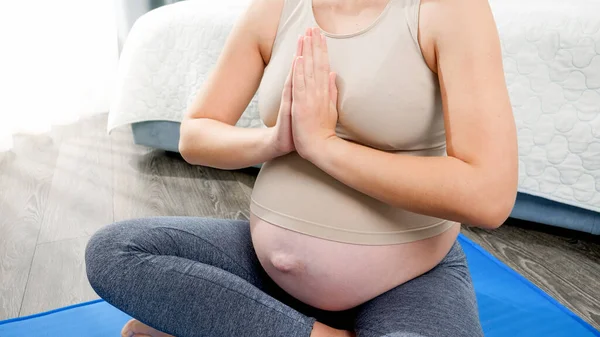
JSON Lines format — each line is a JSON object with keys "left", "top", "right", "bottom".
{"left": 179, "top": 0, "right": 517, "bottom": 229}
{"left": 131, "top": 0, "right": 517, "bottom": 336}
{"left": 300, "top": 0, "right": 518, "bottom": 230}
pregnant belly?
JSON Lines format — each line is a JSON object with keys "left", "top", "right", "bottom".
{"left": 250, "top": 213, "right": 460, "bottom": 311}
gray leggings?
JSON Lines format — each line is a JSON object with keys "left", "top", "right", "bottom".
{"left": 85, "top": 217, "right": 483, "bottom": 337}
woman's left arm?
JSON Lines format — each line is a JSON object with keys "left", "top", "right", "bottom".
{"left": 302, "top": 0, "right": 518, "bottom": 229}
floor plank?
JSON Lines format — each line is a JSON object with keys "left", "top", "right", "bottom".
{"left": 111, "top": 127, "right": 250, "bottom": 222}
{"left": 19, "top": 236, "right": 98, "bottom": 316}
{"left": 37, "top": 115, "right": 114, "bottom": 243}
{"left": 231, "top": 167, "right": 259, "bottom": 199}
{"left": 0, "top": 134, "right": 59, "bottom": 319}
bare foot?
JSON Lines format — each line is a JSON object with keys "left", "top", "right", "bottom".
{"left": 121, "top": 318, "right": 351, "bottom": 337}
{"left": 121, "top": 319, "right": 174, "bottom": 337}
{"left": 311, "top": 321, "right": 355, "bottom": 337}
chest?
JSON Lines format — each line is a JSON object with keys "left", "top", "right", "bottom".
{"left": 311, "top": 0, "right": 390, "bottom": 35}
{"left": 259, "top": 9, "right": 446, "bottom": 151}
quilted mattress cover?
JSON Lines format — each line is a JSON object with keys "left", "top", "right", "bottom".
{"left": 108, "top": 0, "right": 600, "bottom": 213}
{"left": 107, "top": 0, "right": 261, "bottom": 132}
{"left": 491, "top": 0, "right": 600, "bottom": 213}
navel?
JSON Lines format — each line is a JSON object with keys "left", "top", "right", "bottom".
{"left": 269, "top": 252, "right": 303, "bottom": 273}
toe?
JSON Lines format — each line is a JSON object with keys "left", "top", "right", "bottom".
{"left": 120, "top": 319, "right": 174, "bottom": 337}
{"left": 121, "top": 319, "right": 136, "bottom": 337}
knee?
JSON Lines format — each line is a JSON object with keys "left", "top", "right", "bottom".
{"left": 85, "top": 222, "right": 135, "bottom": 296}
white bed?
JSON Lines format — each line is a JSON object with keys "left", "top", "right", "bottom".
{"left": 107, "top": 0, "right": 600, "bottom": 232}
{"left": 491, "top": 0, "right": 600, "bottom": 216}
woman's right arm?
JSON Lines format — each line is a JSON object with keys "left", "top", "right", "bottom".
{"left": 179, "top": 0, "right": 285, "bottom": 170}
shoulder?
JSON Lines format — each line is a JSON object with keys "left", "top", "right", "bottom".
{"left": 242, "top": 0, "right": 288, "bottom": 64}
{"left": 420, "top": 0, "right": 497, "bottom": 49}
{"left": 418, "top": 0, "right": 498, "bottom": 70}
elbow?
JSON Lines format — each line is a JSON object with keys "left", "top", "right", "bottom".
{"left": 179, "top": 118, "right": 230, "bottom": 169}
{"left": 466, "top": 162, "right": 519, "bottom": 229}
{"left": 178, "top": 121, "right": 191, "bottom": 162}
{"left": 178, "top": 119, "right": 201, "bottom": 165}
{"left": 476, "top": 198, "right": 514, "bottom": 229}
{"left": 178, "top": 140, "right": 193, "bottom": 165}
{"left": 470, "top": 190, "right": 517, "bottom": 230}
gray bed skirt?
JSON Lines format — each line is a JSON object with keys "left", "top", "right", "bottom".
{"left": 131, "top": 120, "right": 181, "bottom": 153}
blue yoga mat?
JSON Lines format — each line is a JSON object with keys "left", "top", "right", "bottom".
{"left": 1, "top": 234, "right": 598, "bottom": 337}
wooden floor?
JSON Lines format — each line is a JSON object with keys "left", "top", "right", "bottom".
{"left": 0, "top": 114, "right": 599, "bottom": 330}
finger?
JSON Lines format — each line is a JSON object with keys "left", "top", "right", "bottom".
{"left": 305, "top": 27, "right": 312, "bottom": 37}
{"left": 320, "top": 31, "right": 328, "bottom": 54}
{"left": 311, "top": 28, "right": 326, "bottom": 90}
{"left": 293, "top": 56, "right": 306, "bottom": 100}
{"left": 282, "top": 68, "right": 293, "bottom": 103}
{"left": 320, "top": 33, "right": 330, "bottom": 75}
{"left": 302, "top": 36, "right": 314, "bottom": 84}
{"left": 313, "top": 27, "right": 321, "bottom": 48}
{"left": 296, "top": 34, "right": 304, "bottom": 57}
{"left": 329, "top": 72, "right": 338, "bottom": 106}
{"left": 283, "top": 35, "right": 303, "bottom": 101}
{"left": 288, "top": 35, "right": 303, "bottom": 88}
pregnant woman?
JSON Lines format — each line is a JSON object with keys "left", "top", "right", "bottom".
{"left": 86, "top": 0, "right": 517, "bottom": 336}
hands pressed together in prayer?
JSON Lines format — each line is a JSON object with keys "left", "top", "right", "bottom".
{"left": 269, "top": 27, "right": 339, "bottom": 161}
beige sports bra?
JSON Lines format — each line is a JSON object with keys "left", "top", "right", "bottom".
{"left": 250, "top": 0, "right": 456, "bottom": 245}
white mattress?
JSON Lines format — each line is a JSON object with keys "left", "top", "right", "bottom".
{"left": 108, "top": 0, "right": 600, "bottom": 213}
{"left": 107, "top": 0, "right": 261, "bottom": 131}
{"left": 491, "top": 0, "right": 600, "bottom": 213}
